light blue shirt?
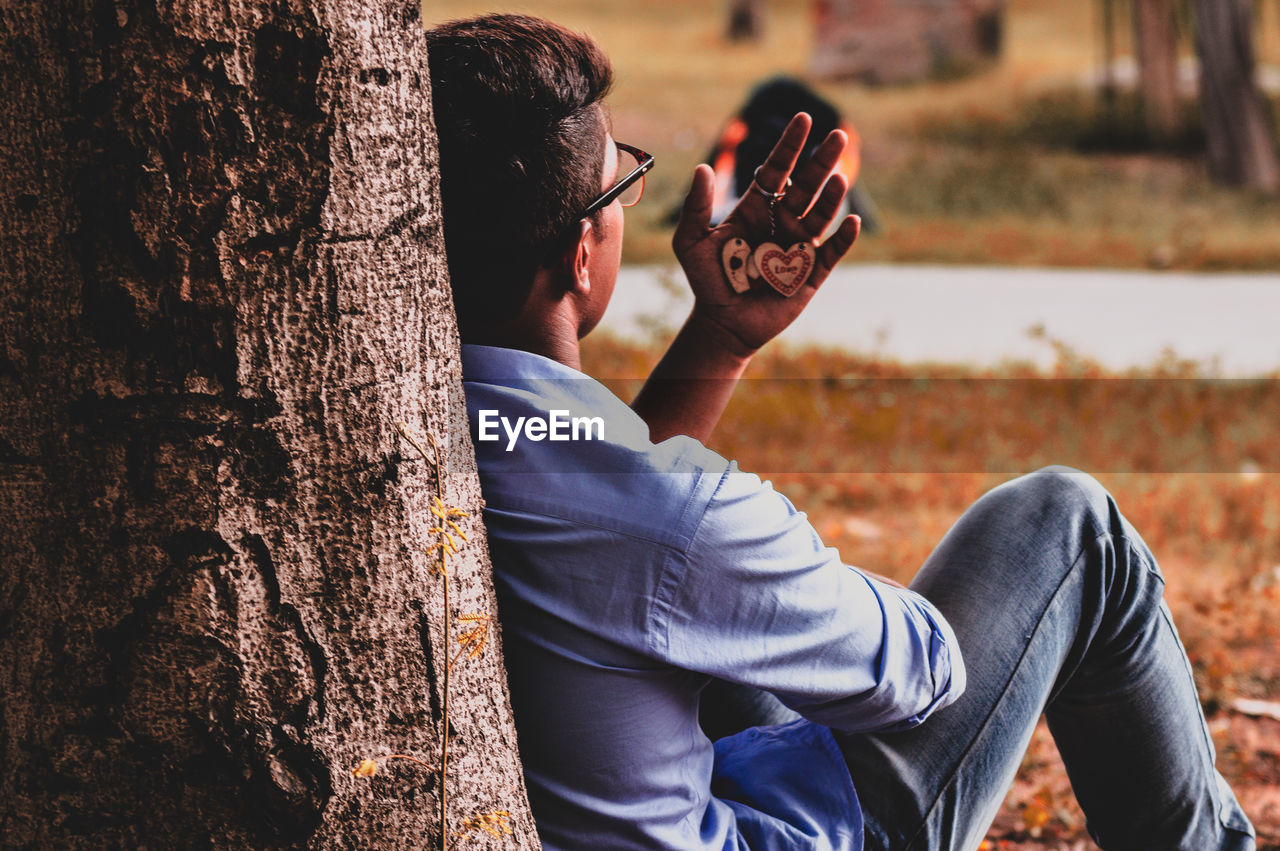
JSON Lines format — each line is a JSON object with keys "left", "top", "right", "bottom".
{"left": 461, "top": 344, "right": 965, "bottom": 850}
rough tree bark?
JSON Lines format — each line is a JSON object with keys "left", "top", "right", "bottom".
{"left": 1133, "top": 0, "right": 1181, "bottom": 140}
{"left": 1194, "top": 0, "right": 1280, "bottom": 193}
{"left": 0, "top": 0, "right": 536, "bottom": 847}
{"left": 726, "top": 0, "right": 765, "bottom": 42}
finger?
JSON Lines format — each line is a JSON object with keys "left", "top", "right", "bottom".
{"left": 752, "top": 113, "right": 812, "bottom": 199}
{"left": 799, "top": 173, "right": 849, "bottom": 240}
{"left": 813, "top": 215, "right": 861, "bottom": 283}
{"left": 782, "top": 129, "right": 848, "bottom": 219}
{"left": 673, "top": 164, "right": 715, "bottom": 253}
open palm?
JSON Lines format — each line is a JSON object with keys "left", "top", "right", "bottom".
{"left": 671, "top": 113, "right": 862, "bottom": 356}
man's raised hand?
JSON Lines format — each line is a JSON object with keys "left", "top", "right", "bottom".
{"left": 672, "top": 112, "right": 861, "bottom": 357}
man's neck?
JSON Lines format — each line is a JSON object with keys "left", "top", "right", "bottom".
{"left": 462, "top": 314, "right": 582, "bottom": 372}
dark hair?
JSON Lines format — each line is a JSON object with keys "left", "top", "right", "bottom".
{"left": 425, "top": 14, "right": 614, "bottom": 327}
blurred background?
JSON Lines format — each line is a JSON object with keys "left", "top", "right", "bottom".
{"left": 424, "top": 2, "right": 1280, "bottom": 845}
{"left": 427, "top": 0, "right": 1280, "bottom": 270}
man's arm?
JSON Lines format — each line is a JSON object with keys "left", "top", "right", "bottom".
{"left": 665, "top": 468, "right": 964, "bottom": 733}
{"left": 631, "top": 115, "right": 861, "bottom": 443}
{"left": 629, "top": 310, "right": 751, "bottom": 444}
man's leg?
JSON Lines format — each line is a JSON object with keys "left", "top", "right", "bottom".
{"left": 837, "top": 467, "right": 1255, "bottom": 850}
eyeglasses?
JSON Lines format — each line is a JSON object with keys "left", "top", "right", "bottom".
{"left": 579, "top": 142, "right": 654, "bottom": 219}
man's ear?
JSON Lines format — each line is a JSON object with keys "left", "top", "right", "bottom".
{"left": 557, "top": 219, "right": 593, "bottom": 296}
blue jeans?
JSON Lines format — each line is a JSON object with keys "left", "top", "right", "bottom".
{"left": 702, "top": 468, "right": 1256, "bottom": 850}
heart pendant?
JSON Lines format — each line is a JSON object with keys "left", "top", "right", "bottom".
{"left": 721, "top": 237, "right": 752, "bottom": 293}
{"left": 753, "top": 242, "right": 815, "bottom": 297}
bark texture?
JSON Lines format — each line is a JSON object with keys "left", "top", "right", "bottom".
{"left": 1133, "top": 0, "right": 1180, "bottom": 140}
{"left": 1194, "top": 0, "right": 1280, "bottom": 193}
{"left": 0, "top": 0, "right": 535, "bottom": 847}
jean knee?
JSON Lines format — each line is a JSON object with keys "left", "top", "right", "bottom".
{"left": 922, "top": 467, "right": 1108, "bottom": 591}
{"left": 1002, "top": 466, "right": 1115, "bottom": 531}
{"left": 1026, "top": 467, "right": 1159, "bottom": 559}
{"left": 1021, "top": 464, "right": 1108, "bottom": 501}
{"left": 967, "top": 466, "right": 1148, "bottom": 585}
{"left": 1021, "top": 467, "right": 1171, "bottom": 623}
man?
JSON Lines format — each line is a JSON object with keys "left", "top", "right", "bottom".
{"left": 425, "top": 14, "right": 1256, "bottom": 850}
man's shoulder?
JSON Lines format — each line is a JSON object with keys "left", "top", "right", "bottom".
{"left": 461, "top": 344, "right": 734, "bottom": 548}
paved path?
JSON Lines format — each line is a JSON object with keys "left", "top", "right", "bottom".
{"left": 602, "top": 265, "right": 1280, "bottom": 376}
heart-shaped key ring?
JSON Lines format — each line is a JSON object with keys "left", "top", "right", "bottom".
{"left": 720, "top": 166, "right": 814, "bottom": 298}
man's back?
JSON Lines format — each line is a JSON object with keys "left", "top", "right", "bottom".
{"left": 465, "top": 345, "right": 726, "bottom": 846}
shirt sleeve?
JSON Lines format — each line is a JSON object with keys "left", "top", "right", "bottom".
{"left": 657, "top": 465, "right": 966, "bottom": 734}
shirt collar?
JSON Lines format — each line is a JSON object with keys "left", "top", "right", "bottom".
{"left": 461, "top": 344, "right": 588, "bottom": 383}
{"left": 461, "top": 344, "right": 647, "bottom": 443}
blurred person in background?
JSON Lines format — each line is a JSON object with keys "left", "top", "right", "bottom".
{"left": 701, "top": 75, "right": 879, "bottom": 232}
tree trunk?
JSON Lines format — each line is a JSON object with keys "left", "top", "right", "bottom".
{"left": 0, "top": 1, "right": 536, "bottom": 847}
{"left": 1133, "top": 0, "right": 1181, "bottom": 140}
{"left": 726, "top": 0, "right": 765, "bottom": 42}
{"left": 1098, "top": 0, "right": 1120, "bottom": 136}
{"left": 1194, "top": 0, "right": 1280, "bottom": 193}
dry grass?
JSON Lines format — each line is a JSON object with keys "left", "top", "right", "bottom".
{"left": 583, "top": 333, "right": 1280, "bottom": 846}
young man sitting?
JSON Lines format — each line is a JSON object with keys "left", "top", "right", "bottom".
{"left": 425, "top": 14, "right": 1256, "bottom": 851}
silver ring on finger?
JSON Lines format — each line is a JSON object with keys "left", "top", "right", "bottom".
{"left": 749, "top": 165, "right": 790, "bottom": 201}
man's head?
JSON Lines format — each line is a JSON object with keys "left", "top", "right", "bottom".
{"left": 425, "top": 15, "right": 615, "bottom": 334}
